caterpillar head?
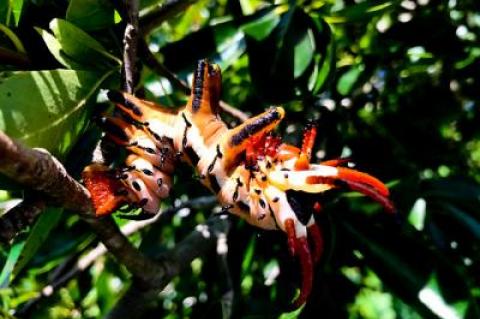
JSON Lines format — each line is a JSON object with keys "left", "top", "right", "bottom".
{"left": 240, "top": 125, "right": 394, "bottom": 307}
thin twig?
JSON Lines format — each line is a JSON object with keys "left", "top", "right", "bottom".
{"left": 140, "top": 0, "right": 198, "bottom": 35}
{"left": 123, "top": 0, "right": 140, "bottom": 93}
{"left": 219, "top": 100, "right": 249, "bottom": 122}
{"left": 139, "top": 38, "right": 189, "bottom": 93}
{"left": 106, "top": 214, "right": 231, "bottom": 319}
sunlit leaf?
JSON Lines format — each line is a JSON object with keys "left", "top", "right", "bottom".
{"left": 11, "top": 0, "right": 24, "bottom": 26}
{"left": 0, "top": 238, "right": 25, "bottom": 287}
{"left": 337, "top": 64, "right": 363, "bottom": 95}
{"left": 408, "top": 198, "right": 426, "bottom": 231}
{"left": 48, "top": 19, "right": 121, "bottom": 69}
{"left": 66, "top": 0, "right": 116, "bottom": 31}
{"left": 418, "top": 273, "right": 468, "bottom": 319}
{"left": 0, "top": 69, "right": 116, "bottom": 157}
{"left": 35, "top": 27, "right": 84, "bottom": 69}
{"left": 241, "top": 7, "right": 282, "bottom": 41}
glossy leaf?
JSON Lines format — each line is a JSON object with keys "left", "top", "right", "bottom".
{"left": 66, "top": 0, "right": 116, "bottom": 31}
{"left": 11, "top": 0, "right": 24, "bottom": 26}
{"left": 0, "top": 69, "right": 115, "bottom": 156}
{"left": 35, "top": 27, "right": 84, "bottom": 69}
{"left": 47, "top": 19, "right": 120, "bottom": 70}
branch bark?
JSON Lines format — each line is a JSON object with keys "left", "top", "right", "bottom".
{"left": 122, "top": 0, "right": 140, "bottom": 93}
{"left": 0, "top": 131, "right": 92, "bottom": 214}
{"left": 0, "top": 196, "right": 45, "bottom": 243}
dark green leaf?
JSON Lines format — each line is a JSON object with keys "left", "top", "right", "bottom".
{"left": 12, "top": 207, "right": 63, "bottom": 278}
{"left": 246, "top": 7, "right": 335, "bottom": 103}
{"left": 160, "top": 19, "right": 245, "bottom": 77}
{"left": 66, "top": 0, "right": 116, "bottom": 31}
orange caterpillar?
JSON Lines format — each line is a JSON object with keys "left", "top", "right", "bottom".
{"left": 83, "top": 59, "right": 394, "bottom": 307}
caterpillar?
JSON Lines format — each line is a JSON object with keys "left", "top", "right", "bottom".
{"left": 82, "top": 59, "right": 395, "bottom": 307}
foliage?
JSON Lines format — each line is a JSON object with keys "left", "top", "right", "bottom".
{"left": 1, "top": 0, "right": 480, "bottom": 318}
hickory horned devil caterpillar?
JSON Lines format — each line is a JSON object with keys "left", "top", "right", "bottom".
{"left": 82, "top": 59, "right": 395, "bottom": 307}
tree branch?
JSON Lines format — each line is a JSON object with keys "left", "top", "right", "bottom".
{"left": 0, "top": 131, "right": 92, "bottom": 214}
{"left": 0, "top": 47, "right": 31, "bottom": 68}
{"left": 106, "top": 214, "right": 231, "bottom": 319}
{"left": 0, "top": 196, "right": 45, "bottom": 243}
{"left": 0, "top": 132, "right": 162, "bottom": 285}
{"left": 122, "top": 0, "right": 140, "bottom": 93}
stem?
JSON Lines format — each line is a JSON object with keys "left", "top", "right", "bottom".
{"left": 123, "top": 0, "right": 140, "bottom": 93}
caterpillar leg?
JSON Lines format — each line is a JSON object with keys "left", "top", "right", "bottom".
{"left": 284, "top": 218, "right": 313, "bottom": 307}
{"left": 307, "top": 217, "right": 324, "bottom": 264}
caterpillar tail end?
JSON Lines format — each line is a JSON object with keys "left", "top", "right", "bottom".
{"left": 82, "top": 164, "right": 127, "bottom": 216}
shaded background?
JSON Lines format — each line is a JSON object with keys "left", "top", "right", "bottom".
{"left": 0, "top": 0, "right": 479, "bottom": 318}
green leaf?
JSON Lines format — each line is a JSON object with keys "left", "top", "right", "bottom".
{"left": 0, "top": 238, "right": 25, "bottom": 287}
{"left": 48, "top": 18, "right": 121, "bottom": 69}
{"left": 241, "top": 7, "right": 281, "bottom": 41}
{"left": 11, "top": 0, "right": 24, "bottom": 26}
{"left": 0, "top": 2, "right": 9, "bottom": 25}
{"left": 12, "top": 207, "right": 63, "bottom": 278}
{"left": 66, "top": 0, "right": 116, "bottom": 31}
{"left": 408, "top": 198, "right": 427, "bottom": 231}
{"left": 160, "top": 18, "right": 246, "bottom": 77}
{"left": 419, "top": 273, "right": 468, "bottom": 319}
{"left": 326, "top": 0, "right": 395, "bottom": 24}
{"left": 0, "top": 69, "right": 116, "bottom": 157}
{"left": 337, "top": 64, "right": 363, "bottom": 95}
{"left": 35, "top": 27, "right": 84, "bottom": 69}
{"left": 245, "top": 7, "right": 335, "bottom": 103}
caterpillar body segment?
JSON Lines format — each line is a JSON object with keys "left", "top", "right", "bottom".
{"left": 83, "top": 59, "right": 394, "bottom": 307}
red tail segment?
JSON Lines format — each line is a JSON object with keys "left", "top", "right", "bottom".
{"left": 82, "top": 165, "right": 128, "bottom": 216}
